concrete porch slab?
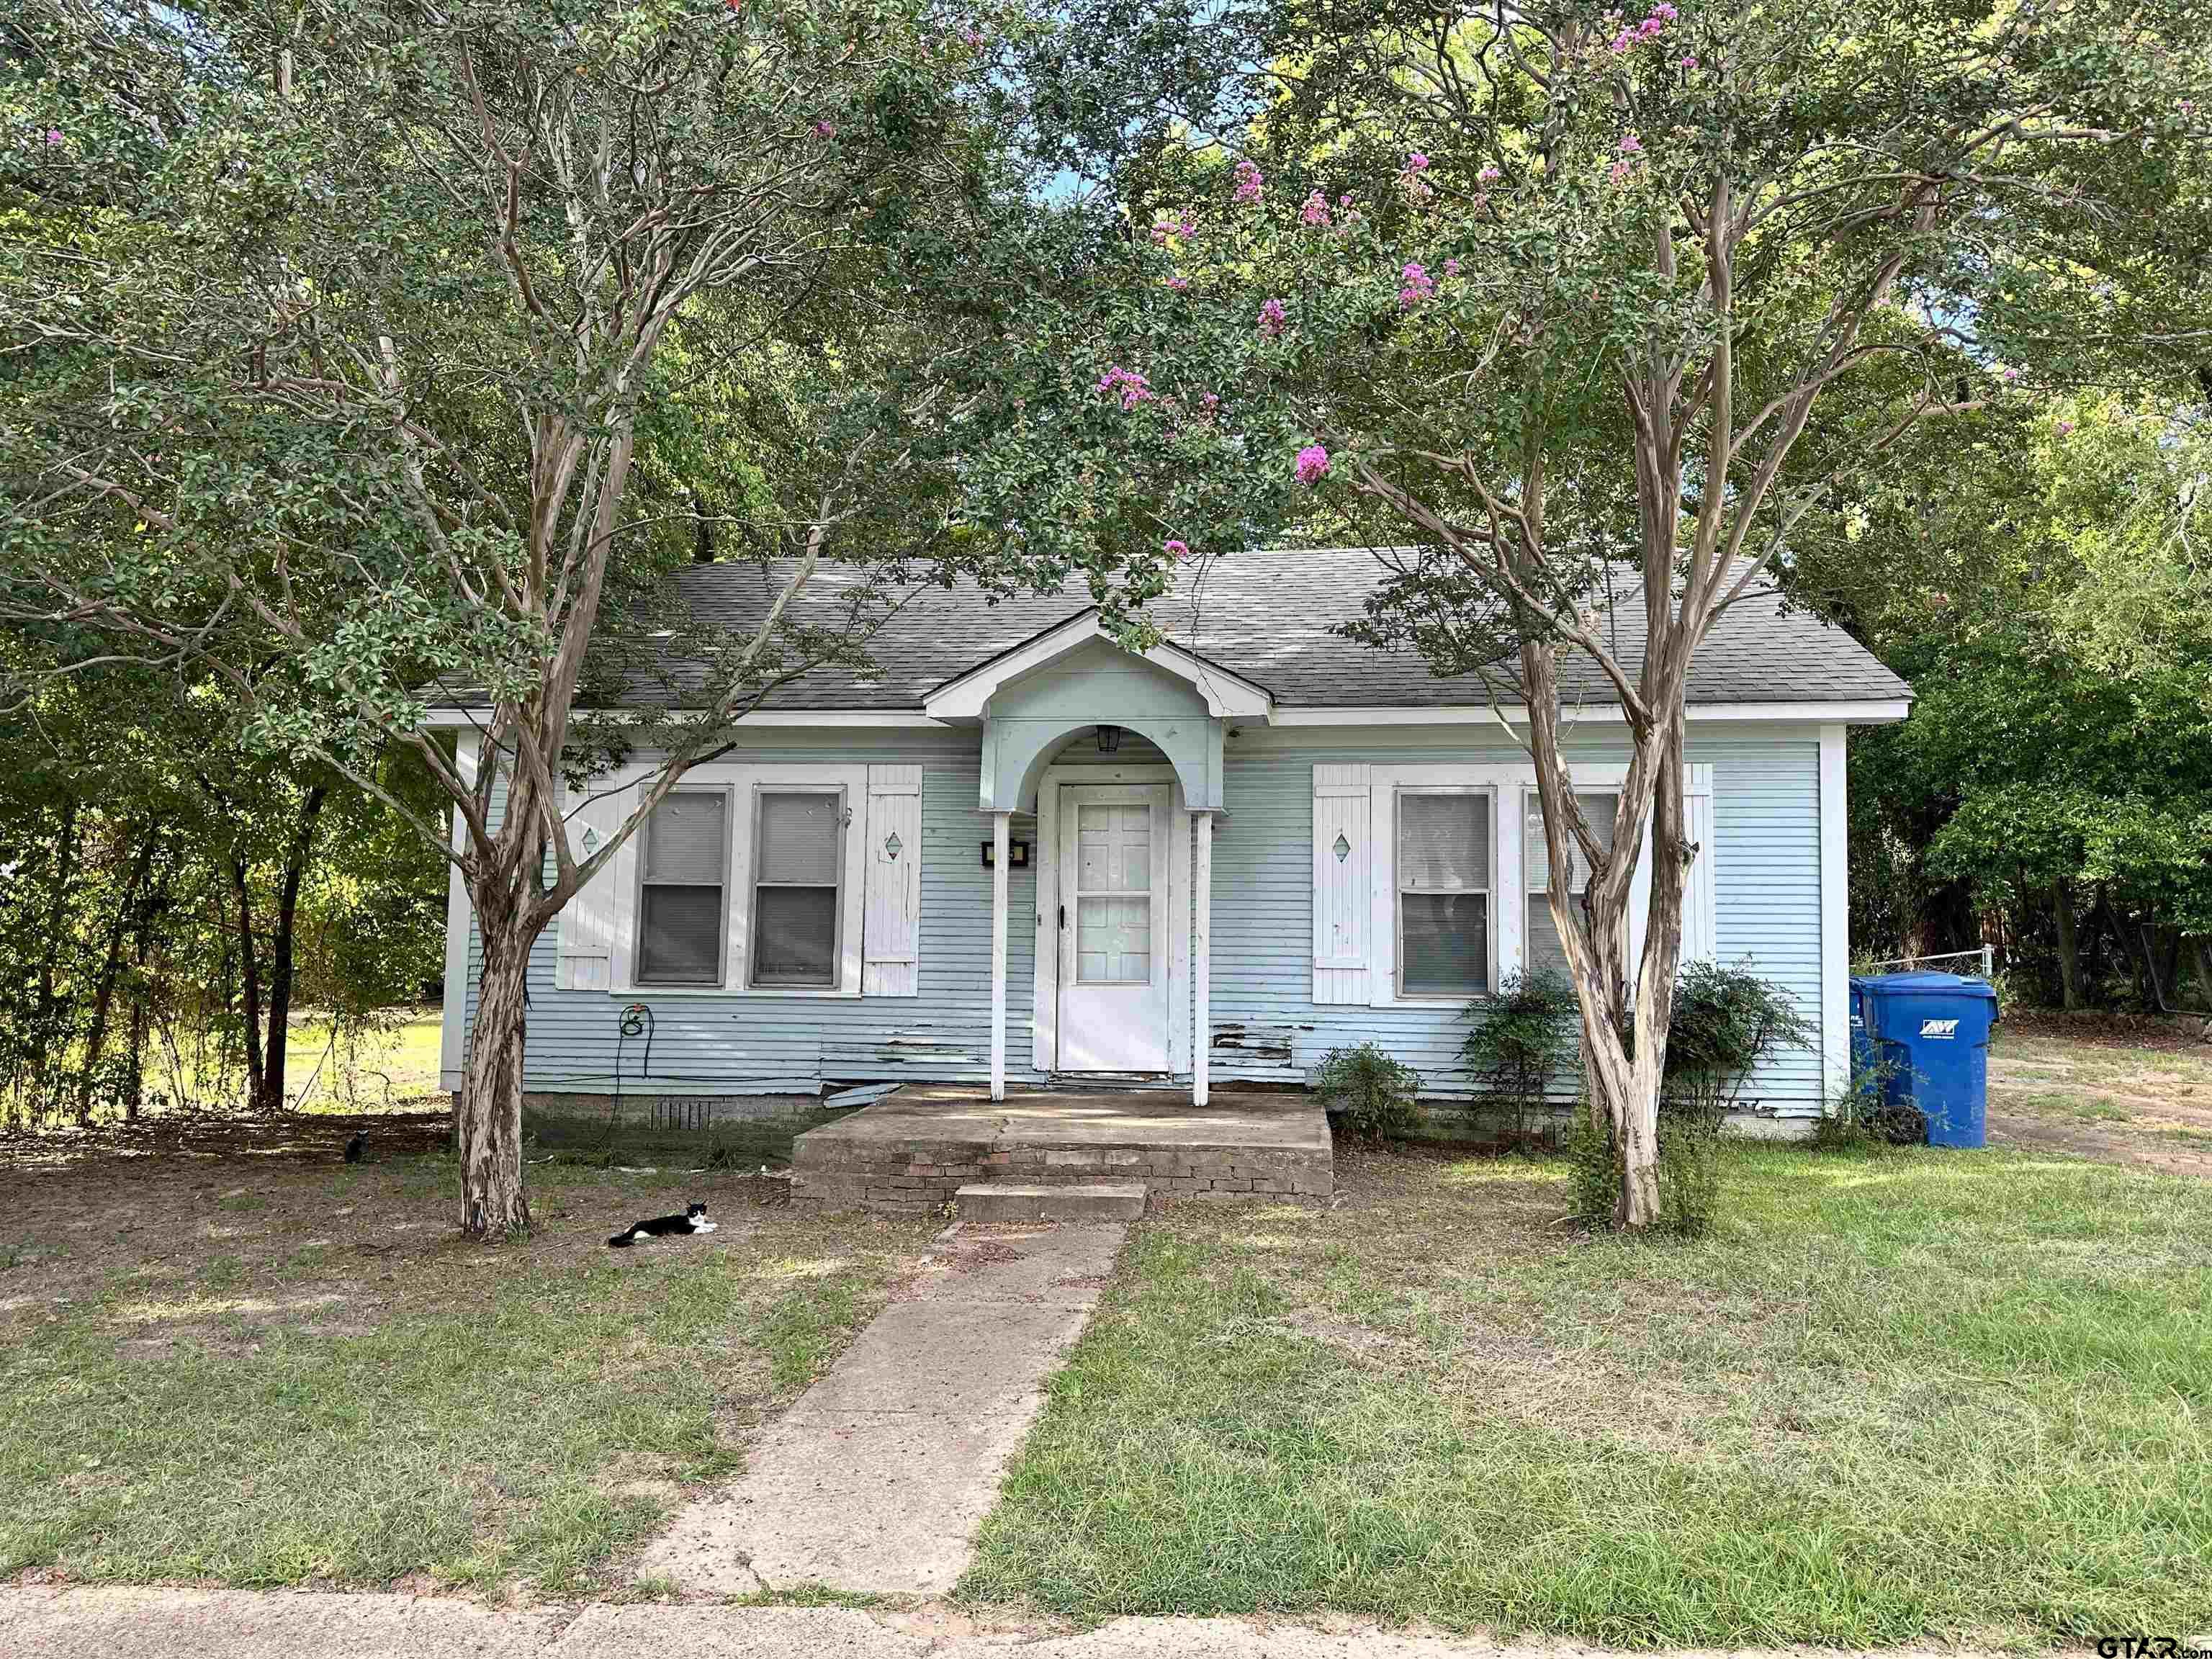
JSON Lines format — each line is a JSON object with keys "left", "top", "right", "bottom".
{"left": 790, "top": 1086, "right": 1332, "bottom": 1215}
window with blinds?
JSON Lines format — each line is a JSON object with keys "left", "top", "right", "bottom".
{"left": 1526, "top": 789, "right": 1618, "bottom": 976}
{"left": 1395, "top": 788, "right": 1491, "bottom": 997}
{"left": 750, "top": 790, "right": 843, "bottom": 988}
{"left": 637, "top": 791, "right": 729, "bottom": 985}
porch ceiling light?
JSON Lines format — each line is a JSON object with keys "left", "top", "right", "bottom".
{"left": 1096, "top": 724, "right": 1122, "bottom": 754}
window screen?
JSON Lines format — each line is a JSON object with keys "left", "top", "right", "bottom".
{"left": 1397, "top": 791, "right": 1490, "bottom": 996}
{"left": 1527, "top": 790, "right": 1618, "bottom": 975}
{"left": 637, "top": 792, "right": 727, "bottom": 984}
{"left": 752, "top": 791, "right": 842, "bottom": 987}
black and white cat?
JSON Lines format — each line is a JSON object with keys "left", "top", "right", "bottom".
{"left": 606, "top": 1202, "right": 718, "bottom": 1249}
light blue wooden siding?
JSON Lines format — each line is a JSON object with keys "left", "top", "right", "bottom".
{"left": 464, "top": 725, "right": 1827, "bottom": 1112}
{"left": 1203, "top": 728, "right": 1826, "bottom": 1112}
{"left": 463, "top": 733, "right": 1048, "bottom": 1094}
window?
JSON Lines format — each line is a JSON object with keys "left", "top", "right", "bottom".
{"left": 637, "top": 791, "right": 728, "bottom": 985}
{"left": 1074, "top": 803, "right": 1152, "bottom": 984}
{"left": 750, "top": 790, "right": 844, "bottom": 987}
{"left": 1395, "top": 789, "right": 1491, "bottom": 997}
{"left": 1527, "top": 789, "right": 1618, "bottom": 975}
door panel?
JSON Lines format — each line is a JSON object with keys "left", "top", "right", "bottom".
{"left": 1058, "top": 786, "right": 1172, "bottom": 1071}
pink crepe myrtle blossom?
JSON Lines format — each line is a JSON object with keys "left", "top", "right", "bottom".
{"left": 45, "top": 128, "right": 63, "bottom": 144}
{"left": 2001, "top": 366, "right": 2020, "bottom": 383}
{"left": 1164, "top": 539, "right": 1192, "bottom": 561}
{"left": 1609, "top": 2, "right": 1677, "bottom": 50}
{"left": 1679, "top": 53, "right": 1699, "bottom": 68}
{"left": 1201, "top": 392, "right": 1220, "bottom": 410}
{"left": 1478, "top": 163, "right": 1501, "bottom": 182}
{"left": 1443, "top": 256, "right": 1461, "bottom": 276}
{"left": 1095, "top": 365, "right": 1155, "bottom": 410}
{"left": 1339, "top": 192, "right": 1354, "bottom": 207}
{"left": 1618, "top": 132, "right": 1643, "bottom": 153}
{"left": 1300, "top": 189, "right": 1332, "bottom": 227}
{"left": 1405, "top": 152, "right": 1429, "bottom": 171}
{"left": 1258, "top": 297, "right": 1288, "bottom": 338}
{"left": 1164, "top": 274, "right": 1190, "bottom": 292}
{"left": 2055, "top": 419, "right": 2076, "bottom": 436}
{"left": 1398, "top": 262, "right": 1436, "bottom": 307}
{"left": 814, "top": 120, "right": 837, "bottom": 137}
{"left": 1295, "top": 444, "right": 1331, "bottom": 485}
{"left": 1233, "top": 159, "right": 1264, "bottom": 203}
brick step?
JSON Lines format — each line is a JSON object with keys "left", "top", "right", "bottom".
{"left": 955, "top": 1182, "right": 1147, "bottom": 1223}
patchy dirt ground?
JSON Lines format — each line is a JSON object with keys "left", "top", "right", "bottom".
{"left": 1987, "top": 1016, "right": 2212, "bottom": 1177}
{"left": 0, "top": 1110, "right": 804, "bottom": 1324}
{"left": 0, "top": 1112, "right": 937, "bottom": 1596}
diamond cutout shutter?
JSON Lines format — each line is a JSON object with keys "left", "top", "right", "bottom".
{"left": 862, "top": 765, "right": 922, "bottom": 997}
{"left": 1313, "top": 764, "right": 1371, "bottom": 1003}
{"left": 556, "top": 778, "right": 631, "bottom": 991}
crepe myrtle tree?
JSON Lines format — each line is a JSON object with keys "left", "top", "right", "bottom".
{"left": 1, "top": 0, "right": 1049, "bottom": 1235}
{"left": 982, "top": 0, "right": 2210, "bottom": 1225}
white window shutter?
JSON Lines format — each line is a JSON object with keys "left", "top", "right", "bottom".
{"left": 1682, "top": 765, "right": 1718, "bottom": 965}
{"left": 1313, "top": 764, "right": 1371, "bottom": 1004}
{"left": 556, "top": 780, "right": 628, "bottom": 991}
{"left": 862, "top": 765, "right": 923, "bottom": 997}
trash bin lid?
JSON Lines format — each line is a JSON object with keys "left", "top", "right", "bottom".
{"left": 1856, "top": 971, "right": 1997, "bottom": 1001}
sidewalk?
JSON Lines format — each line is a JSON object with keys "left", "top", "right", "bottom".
{"left": 1, "top": 1587, "right": 2002, "bottom": 1659}
{"left": 644, "top": 1221, "right": 1125, "bottom": 1596}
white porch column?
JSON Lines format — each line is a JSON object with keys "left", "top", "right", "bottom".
{"left": 1193, "top": 810, "right": 1213, "bottom": 1107}
{"left": 1818, "top": 724, "right": 1849, "bottom": 1102}
{"left": 990, "top": 810, "right": 1011, "bottom": 1101}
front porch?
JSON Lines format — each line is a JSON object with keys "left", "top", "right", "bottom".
{"left": 788, "top": 1084, "right": 1334, "bottom": 1215}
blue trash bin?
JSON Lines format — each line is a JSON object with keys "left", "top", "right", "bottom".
{"left": 1849, "top": 971, "right": 2000, "bottom": 1147}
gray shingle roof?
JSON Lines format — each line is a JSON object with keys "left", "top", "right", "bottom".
{"left": 567, "top": 548, "right": 1910, "bottom": 711}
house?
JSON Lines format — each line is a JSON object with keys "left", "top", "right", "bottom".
{"left": 428, "top": 548, "right": 1909, "bottom": 1151}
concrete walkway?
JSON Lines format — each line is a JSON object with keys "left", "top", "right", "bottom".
{"left": 642, "top": 1220, "right": 1125, "bottom": 1596}
{"left": 2, "top": 1588, "right": 2005, "bottom": 1659}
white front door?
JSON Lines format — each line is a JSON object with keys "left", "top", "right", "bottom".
{"left": 1057, "top": 784, "right": 1172, "bottom": 1072}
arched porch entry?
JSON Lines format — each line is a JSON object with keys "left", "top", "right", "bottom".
{"left": 921, "top": 616, "right": 1272, "bottom": 1105}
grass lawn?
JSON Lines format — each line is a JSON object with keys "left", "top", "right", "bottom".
{"left": 287, "top": 1010, "right": 447, "bottom": 1111}
{"left": 962, "top": 1138, "right": 2212, "bottom": 1647}
{"left": 0, "top": 1129, "right": 934, "bottom": 1596}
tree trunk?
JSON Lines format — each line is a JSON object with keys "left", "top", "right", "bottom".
{"left": 259, "top": 784, "right": 328, "bottom": 1114}
{"left": 76, "top": 828, "right": 160, "bottom": 1125}
{"left": 1524, "top": 639, "right": 1679, "bottom": 1231}
{"left": 25, "top": 799, "right": 82, "bottom": 1113}
{"left": 456, "top": 903, "right": 535, "bottom": 1238}
{"left": 229, "top": 854, "right": 270, "bottom": 1109}
{"left": 2052, "top": 879, "right": 2085, "bottom": 1010}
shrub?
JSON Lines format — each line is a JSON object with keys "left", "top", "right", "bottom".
{"left": 1566, "top": 961, "right": 1812, "bottom": 1234}
{"left": 1311, "top": 1043, "right": 1422, "bottom": 1142}
{"left": 1811, "top": 1061, "right": 1928, "bottom": 1150}
{"left": 1561, "top": 1104, "right": 1722, "bottom": 1236}
{"left": 1661, "top": 959, "right": 1817, "bottom": 1118}
{"left": 1462, "top": 967, "right": 1580, "bottom": 1152}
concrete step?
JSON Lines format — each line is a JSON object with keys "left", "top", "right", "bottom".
{"left": 954, "top": 1182, "right": 1146, "bottom": 1223}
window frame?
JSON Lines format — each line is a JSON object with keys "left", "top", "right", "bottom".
{"left": 631, "top": 786, "right": 734, "bottom": 989}
{"left": 746, "top": 784, "right": 848, "bottom": 991}
{"left": 1390, "top": 783, "right": 1496, "bottom": 1002}
{"left": 603, "top": 761, "right": 869, "bottom": 998}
